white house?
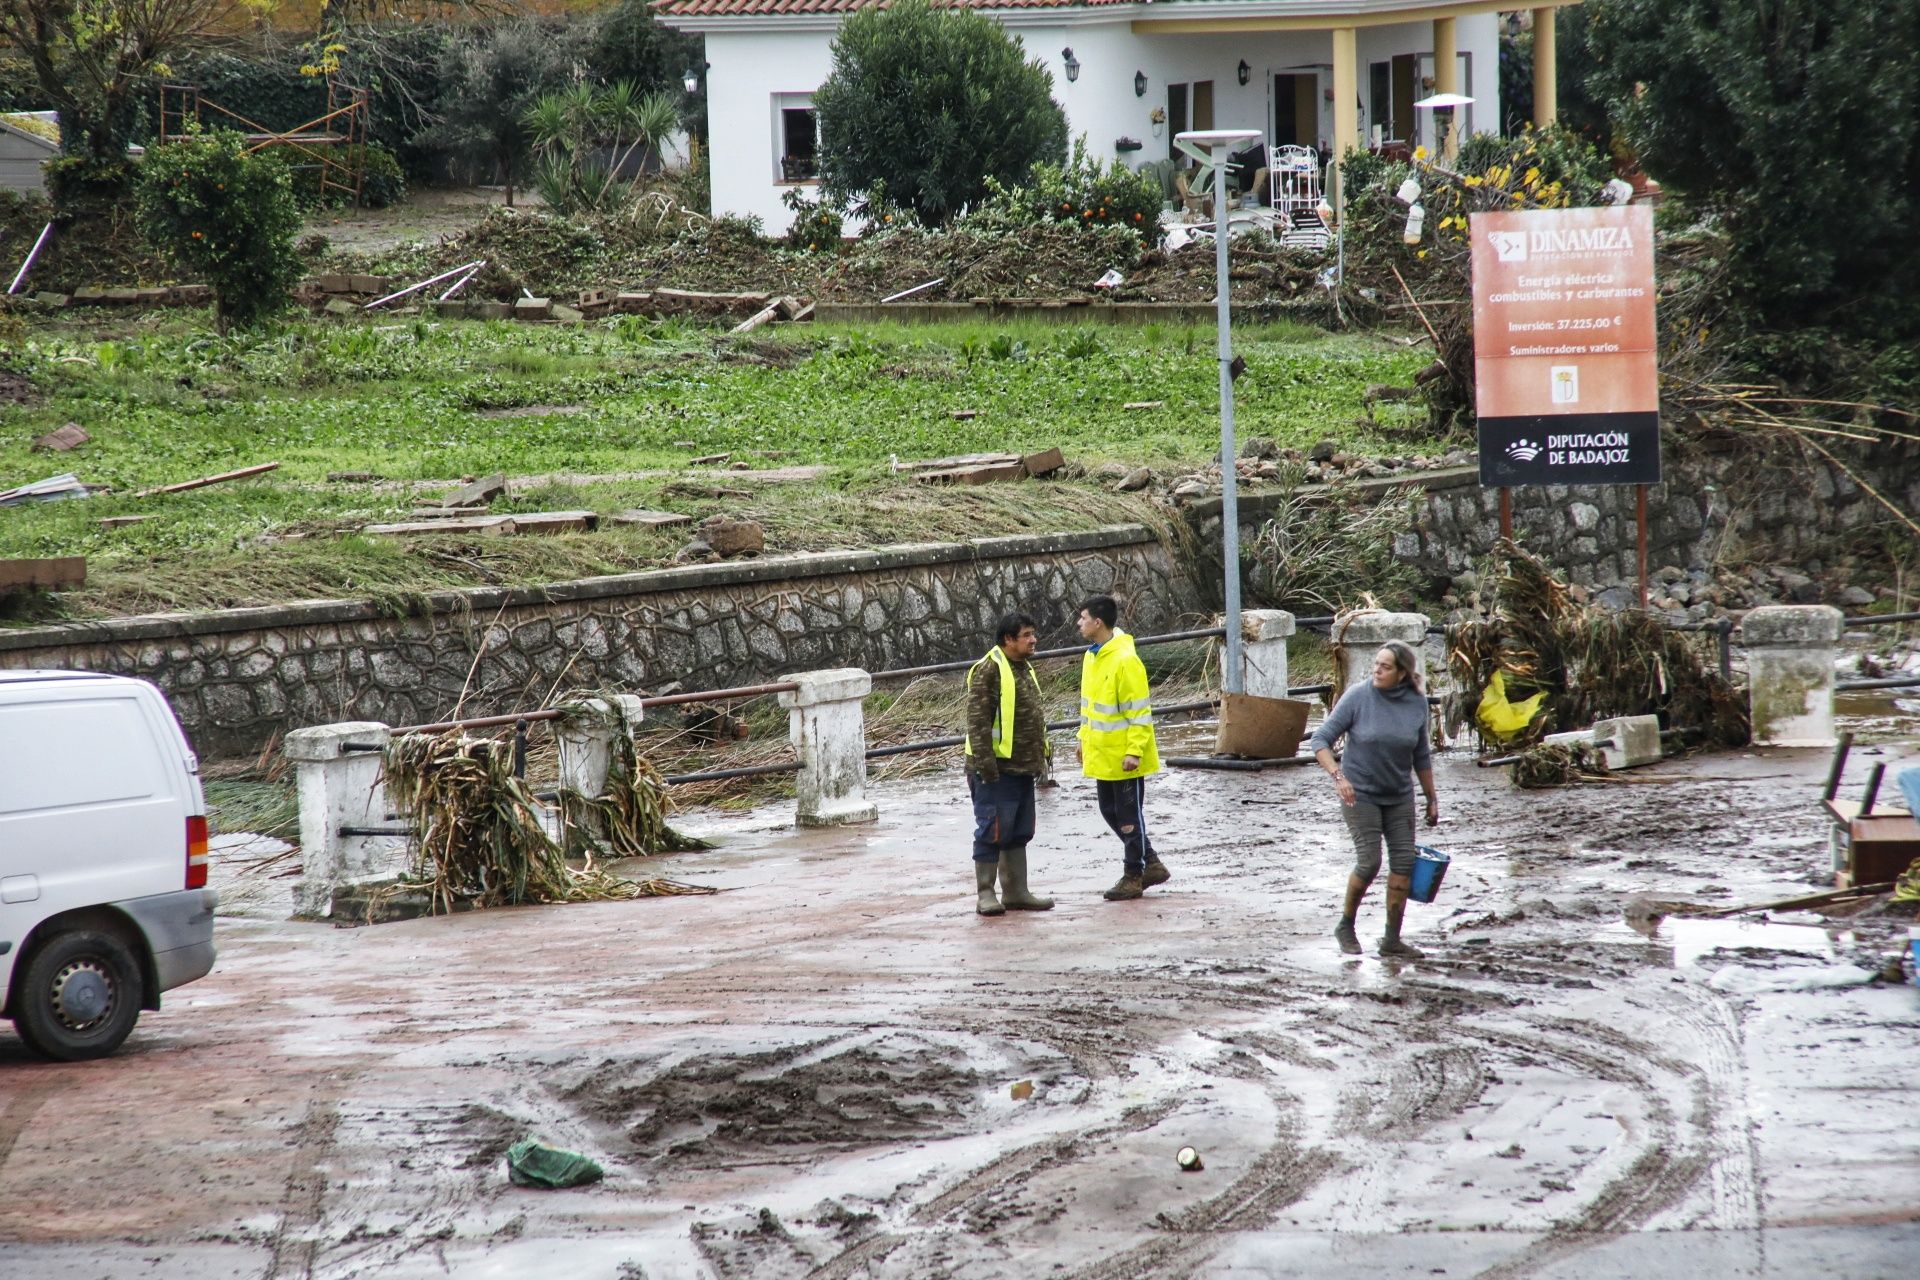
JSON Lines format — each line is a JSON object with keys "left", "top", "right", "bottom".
{"left": 655, "top": 0, "right": 1581, "bottom": 234}
{"left": 0, "top": 113, "right": 60, "bottom": 194}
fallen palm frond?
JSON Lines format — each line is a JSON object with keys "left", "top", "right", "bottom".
{"left": 1449, "top": 542, "right": 1748, "bottom": 782}
{"left": 384, "top": 730, "right": 713, "bottom": 915}
{"left": 1510, "top": 741, "right": 1612, "bottom": 789}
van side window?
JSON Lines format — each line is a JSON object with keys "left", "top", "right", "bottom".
{"left": 0, "top": 698, "right": 166, "bottom": 815}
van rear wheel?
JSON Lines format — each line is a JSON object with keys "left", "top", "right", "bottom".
{"left": 13, "top": 930, "right": 144, "bottom": 1061}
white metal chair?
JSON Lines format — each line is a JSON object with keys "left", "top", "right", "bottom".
{"left": 1268, "top": 145, "right": 1328, "bottom": 250}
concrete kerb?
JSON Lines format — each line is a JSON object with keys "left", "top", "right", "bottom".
{"left": 284, "top": 721, "right": 401, "bottom": 919}
{"left": 779, "top": 668, "right": 879, "bottom": 827}
{"left": 1743, "top": 605, "right": 1845, "bottom": 747}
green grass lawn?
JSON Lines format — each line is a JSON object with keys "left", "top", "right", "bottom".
{"left": 0, "top": 313, "right": 1438, "bottom": 621}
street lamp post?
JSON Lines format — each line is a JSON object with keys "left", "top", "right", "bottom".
{"left": 1175, "top": 128, "right": 1263, "bottom": 695}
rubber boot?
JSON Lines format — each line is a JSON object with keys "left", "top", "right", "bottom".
{"left": 1379, "top": 872, "right": 1423, "bottom": 958}
{"left": 1141, "top": 857, "right": 1171, "bottom": 889}
{"left": 975, "top": 860, "right": 1005, "bottom": 916}
{"left": 1337, "top": 872, "right": 1369, "bottom": 955}
{"left": 998, "top": 846, "right": 1053, "bottom": 911}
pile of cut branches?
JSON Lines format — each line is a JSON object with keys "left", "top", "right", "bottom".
{"left": 1448, "top": 541, "right": 1749, "bottom": 775}
{"left": 384, "top": 730, "right": 712, "bottom": 914}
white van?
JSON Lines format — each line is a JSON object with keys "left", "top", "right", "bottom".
{"left": 0, "top": 671, "right": 217, "bottom": 1060}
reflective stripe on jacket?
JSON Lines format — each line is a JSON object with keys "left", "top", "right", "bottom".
{"left": 966, "top": 646, "right": 1045, "bottom": 760}
{"left": 1078, "top": 629, "right": 1159, "bottom": 780}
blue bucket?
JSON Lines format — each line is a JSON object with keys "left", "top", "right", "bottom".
{"left": 1409, "top": 844, "right": 1451, "bottom": 904}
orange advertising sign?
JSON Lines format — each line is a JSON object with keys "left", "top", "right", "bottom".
{"left": 1470, "top": 206, "right": 1659, "bottom": 485}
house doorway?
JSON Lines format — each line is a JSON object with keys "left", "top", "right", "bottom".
{"left": 1368, "top": 53, "right": 1418, "bottom": 146}
{"left": 1271, "top": 73, "right": 1318, "bottom": 149}
{"left": 1167, "top": 80, "right": 1215, "bottom": 161}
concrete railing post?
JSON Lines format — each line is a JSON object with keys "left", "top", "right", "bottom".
{"left": 1743, "top": 605, "right": 1844, "bottom": 747}
{"left": 1238, "top": 609, "right": 1296, "bottom": 699}
{"left": 554, "top": 694, "right": 647, "bottom": 798}
{"left": 1334, "top": 611, "right": 1430, "bottom": 696}
{"left": 284, "top": 721, "right": 401, "bottom": 918}
{"left": 779, "top": 668, "right": 878, "bottom": 827}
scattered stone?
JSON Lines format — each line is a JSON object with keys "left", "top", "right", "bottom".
{"left": 31, "top": 423, "right": 90, "bottom": 452}
{"left": 327, "top": 470, "right": 382, "bottom": 483}
{"left": 1239, "top": 436, "right": 1280, "bottom": 460}
{"left": 1308, "top": 439, "right": 1337, "bottom": 462}
{"left": 699, "top": 515, "right": 765, "bottom": 558}
{"left": 514, "top": 297, "right": 553, "bottom": 321}
{"left": 1838, "top": 585, "right": 1876, "bottom": 608}
{"left": 1115, "top": 467, "right": 1153, "bottom": 492}
{"left": 1171, "top": 478, "right": 1210, "bottom": 500}
{"left": 549, "top": 303, "right": 585, "bottom": 324}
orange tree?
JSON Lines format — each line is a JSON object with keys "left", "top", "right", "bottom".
{"left": 133, "top": 130, "right": 304, "bottom": 332}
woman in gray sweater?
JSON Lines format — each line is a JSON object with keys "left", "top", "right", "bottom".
{"left": 1307, "top": 641, "right": 1440, "bottom": 958}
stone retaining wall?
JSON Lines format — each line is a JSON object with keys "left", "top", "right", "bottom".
{"left": 0, "top": 527, "right": 1200, "bottom": 758}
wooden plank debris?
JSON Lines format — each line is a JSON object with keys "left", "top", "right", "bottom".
{"left": 125, "top": 463, "right": 275, "bottom": 498}
{"left": 439, "top": 474, "right": 507, "bottom": 508}
{"left": 950, "top": 409, "right": 979, "bottom": 420}
{"left": 1021, "top": 447, "right": 1066, "bottom": 477}
{"left": 497, "top": 511, "right": 598, "bottom": 536}
{"left": 916, "top": 460, "right": 1028, "bottom": 486}
{"left": 655, "top": 288, "right": 770, "bottom": 308}
{"left": 609, "top": 509, "right": 693, "bottom": 528}
{"left": 892, "top": 452, "right": 1020, "bottom": 474}
{"left": 731, "top": 303, "right": 782, "bottom": 334}
{"left": 687, "top": 453, "right": 731, "bottom": 466}
{"left": 1124, "top": 400, "right": 1166, "bottom": 411}
{"left": 408, "top": 506, "right": 489, "bottom": 519}
{"left": 131, "top": 462, "right": 279, "bottom": 499}
{"left": 328, "top": 471, "right": 382, "bottom": 483}
{"left": 0, "top": 556, "right": 86, "bottom": 593}
{"left": 97, "top": 515, "right": 154, "bottom": 529}
{"left": 363, "top": 516, "right": 509, "bottom": 537}
{"left": 32, "top": 424, "right": 91, "bottom": 453}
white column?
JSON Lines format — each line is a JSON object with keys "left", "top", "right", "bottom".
{"left": 779, "top": 668, "right": 878, "bottom": 827}
{"left": 284, "top": 721, "right": 402, "bottom": 918}
{"left": 1744, "top": 605, "right": 1844, "bottom": 747}
{"left": 1238, "top": 609, "right": 1296, "bottom": 699}
{"left": 555, "top": 695, "right": 647, "bottom": 797}
{"left": 1336, "top": 611, "right": 1430, "bottom": 695}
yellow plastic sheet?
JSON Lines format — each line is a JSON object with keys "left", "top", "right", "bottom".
{"left": 1476, "top": 670, "right": 1546, "bottom": 742}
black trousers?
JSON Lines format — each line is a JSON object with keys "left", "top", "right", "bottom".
{"left": 1095, "top": 777, "right": 1156, "bottom": 874}
{"left": 969, "top": 771, "right": 1037, "bottom": 864}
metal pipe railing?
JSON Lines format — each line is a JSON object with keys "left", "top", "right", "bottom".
{"left": 1836, "top": 676, "right": 1920, "bottom": 692}
{"left": 869, "top": 626, "right": 1228, "bottom": 683}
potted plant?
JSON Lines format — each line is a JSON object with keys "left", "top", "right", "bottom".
{"left": 1149, "top": 106, "right": 1166, "bottom": 138}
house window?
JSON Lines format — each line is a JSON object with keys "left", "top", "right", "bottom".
{"left": 773, "top": 94, "right": 819, "bottom": 183}
{"left": 1368, "top": 54, "right": 1418, "bottom": 145}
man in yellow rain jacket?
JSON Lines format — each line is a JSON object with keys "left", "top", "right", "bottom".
{"left": 1076, "top": 595, "right": 1168, "bottom": 901}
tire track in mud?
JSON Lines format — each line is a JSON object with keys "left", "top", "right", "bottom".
{"left": 264, "top": 1097, "right": 340, "bottom": 1280}
{"left": 0, "top": 1077, "right": 56, "bottom": 1177}
{"left": 1460, "top": 1008, "right": 1724, "bottom": 1280}
{"left": 1060, "top": 1125, "right": 1340, "bottom": 1280}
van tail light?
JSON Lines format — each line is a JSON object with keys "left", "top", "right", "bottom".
{"left": 186, "top": 815, "right": 209, "bottom": 889}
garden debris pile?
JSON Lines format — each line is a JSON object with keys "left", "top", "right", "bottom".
{"left": 554, "top": 698, "right": 707, "bottom": 859}
{"left": 1448, "top": 541, "right": 1750, "bottom": 770}
{"left": 383, "top": 729, "right": 712, "bottom": 914}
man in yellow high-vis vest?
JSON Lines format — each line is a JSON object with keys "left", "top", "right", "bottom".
{"left": 964, "top": 612, "right": 1054, "bottom": 916}
{"left": 1077, "top": 594, "right": 1168, "bottom": 901}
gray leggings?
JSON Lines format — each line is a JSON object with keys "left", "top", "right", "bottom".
{"left": 1342, "top": 796, "right": 1417, "bottom": 879}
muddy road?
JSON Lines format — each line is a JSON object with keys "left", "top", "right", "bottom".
{"left": 2, "top": 725, "right": 1917, "bottom": 1279}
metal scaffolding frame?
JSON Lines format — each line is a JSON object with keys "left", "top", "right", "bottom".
{"left": 157, "top": 79, "right": 372, "bottom": 207}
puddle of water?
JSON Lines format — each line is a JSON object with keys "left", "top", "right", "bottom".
{"left": 1590, "top": 916, "right": 1834, "bottom": 968}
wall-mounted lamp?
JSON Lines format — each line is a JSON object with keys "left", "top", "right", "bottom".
{"left": 683, "top": 64, "right": 707, "bottom": 94}
{"left": 1061, "top": 47, "right": 1080, "bottom": 83}
{"left": 1134, "top": 70, "right": 1148, "bottom": 98}
{"left": 1237, "top": 60, "right": 1251, "bottom": 86}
